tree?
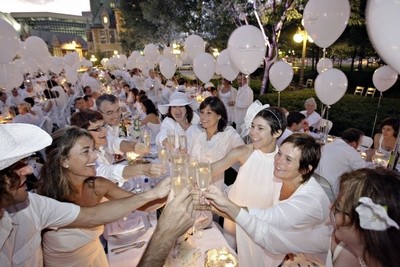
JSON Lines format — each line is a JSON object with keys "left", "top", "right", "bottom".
{"left": 119, "top": 0, "right": 236, "bottom": 53}
{"left": 221, "top": 0, "right": 303, "bottom": 95}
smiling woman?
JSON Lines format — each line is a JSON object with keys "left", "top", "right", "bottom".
{"left": 203, "top": 133, "right": 331, "bottom": 266}
{"left": 37, "top": 126, "right": 135, "bottom": 267}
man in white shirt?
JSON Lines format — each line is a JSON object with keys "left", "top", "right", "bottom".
{"left": 131, "top": 68, "right": 145, "bottom": 91}
{"left": 96, "top": 94, "right": 149, "bottom": 158}
{"left": 144, "top": 69, "right": 162, "bottom": 105}
{"left": 315, "top": 128, "right": 370, "bottom": 196}
{"left": 0, "top": 123, "right": 172, "bottom": 267}
{"left": 234, "top": 74, "right": 254, "bottom": 134}
{"left": 277, "top": 111, "right": 306, "bottom": 146}
{"left": 8, "top": 88, "right": 23, "bottom": 107}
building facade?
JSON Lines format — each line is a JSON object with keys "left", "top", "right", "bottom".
{"left": 86, "top": 0, "right": 122, "bottom": 60}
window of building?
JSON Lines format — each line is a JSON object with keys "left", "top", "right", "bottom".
{"left": 109, "top": 30, "right": 116, "bottom": 44}
{"left": 99, "top": 30, "right": 107, "bottom": 44}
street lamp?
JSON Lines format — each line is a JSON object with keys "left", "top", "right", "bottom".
{"left": 293, "top": 28, "right": 313, "bottom": 86}
{"left": 90, "top": 55, "right": 97, "bottom": 66}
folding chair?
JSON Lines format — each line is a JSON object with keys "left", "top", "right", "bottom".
{"left": 313, "top": 173, "right": 335, "bottom": 203}
{"left": 354, "top": 86, "right": 364, "bottom": 95}
{"left": 359, "top": 135, "right": 373, "bottom": 151}
{"left": 318, "top": 119, "right": 333, "bottom": 134}
{"left": 365, "top": 87, "right": 376, "bottom": 97}
{"left": 305, "top": 79, "right": 314, "bottom": 88}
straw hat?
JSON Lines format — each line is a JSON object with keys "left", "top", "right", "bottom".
{"left": 158, "top": 92, "right": 199, "bottom": 115}
{"left": 0, "top": 124, "right": 52, "bottom": 170}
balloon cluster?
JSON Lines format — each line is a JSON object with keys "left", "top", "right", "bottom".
{"left": 302, "top": 0, "right": 351, "bottom": 106}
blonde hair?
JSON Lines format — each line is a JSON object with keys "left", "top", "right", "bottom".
{"left": 18, "top": 102, "right": 33, "bottom": 115}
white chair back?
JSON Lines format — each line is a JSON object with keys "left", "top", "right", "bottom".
{"left": 359, "top": 135, "right": 373, "bottom": 150}
{"left": 318, "top": 119, "right": 333, "bottom": 134}
{"left": 313, "top": 173, "right": 335, "bottom": 203}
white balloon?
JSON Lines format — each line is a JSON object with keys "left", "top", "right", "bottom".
{"left": 193, "top": 53, "right": 215, "bottom": 83}
{"left": 228, "top": 25, "right": 266, "bottom": 75}
{"left": 303, "top": 0, "right": 350, "bottom": 48}
{"left": 50, "top": 57, "right": 64, "bottom": 74}
{"left": 184, "top": 35, "right": 205, "bottom": 60}
{"left": 315, "top": 68, "right": 348, "bottom": 105}
{"left": 24, "top": 36, "right": 49, "bottom": 61}
{"left": 366, "top": 0, "right": 400, "bottom": 74}
{"left": 64, "top": 52, "right": 79, "bottom": 67}
{"left": 216, "top": 49, "right": 239, "bottom": 82}
{"left": 144, "top": 44, "right": 159, "bottom": 63}
{"left": 159, "top": 58, "right": 176, "bottom": 79}
{"left": 269, "top": 61, "right": 294, "bottom": 91}
{"left": 316, "top": 58, "right": 333, "bottom": 74}
{"left": 65, "top": 66, "right": 78, "bottom": 84}
{"left": 372, "top": 65, "right": 398, "bottom": 92}
{"left": 0, "top": 19, "right": 20, "bottom": 64}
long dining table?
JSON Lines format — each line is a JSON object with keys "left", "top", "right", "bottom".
{"left": 106, "top": 211, "right": 237, "bottom": 267}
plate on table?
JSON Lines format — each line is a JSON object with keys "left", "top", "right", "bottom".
{"left": 105, "top": 213, "right": 149, "bottom": 245}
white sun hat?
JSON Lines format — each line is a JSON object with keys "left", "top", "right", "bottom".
{"left": 0, "top": 123, "right": 53, "bottom": 170}
{"left": 158, "top": 92, "right": 199, "bottom": 115}
{"left": 204, "top": 82, "right": 215, "bottom": 89}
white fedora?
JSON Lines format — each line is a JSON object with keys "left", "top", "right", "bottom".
{"left": 0, "top": 124, "right": 53, "bottom": 170}
{"left": 158, "top": 92, "right": 199, "bottom": 115}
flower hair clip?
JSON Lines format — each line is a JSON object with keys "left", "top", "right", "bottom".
{"left": 355, "top": 197, "right": 399, "bottom": 231}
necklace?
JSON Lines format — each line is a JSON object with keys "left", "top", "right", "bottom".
{"left": 358, "top": 257, "right": 367, "bottom": 267}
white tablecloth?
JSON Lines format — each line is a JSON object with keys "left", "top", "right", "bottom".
{"left": 107, "top": 217, "right": 235, "bottom": 267}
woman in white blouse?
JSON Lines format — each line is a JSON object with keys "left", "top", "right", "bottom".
{"left": 156, "top": 92, "right": 199, "bottom": 150}
{"left": 204, "top": 133, "right": 331, "bottom": 266}
{"left": 190, "top": 96, "right": 243, "bottom": 190}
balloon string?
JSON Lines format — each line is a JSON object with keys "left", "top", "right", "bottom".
{"left": 371, "top": 92, "right": 383, "bottom": 137}
{"left": 253, "top": 2, "right": 269, "bottom": 45}
{"left": 278, "top": 91, "right": 281, "bottom": 108}
{"left": 322, "top": 48, "right": 326, "bottom": 59}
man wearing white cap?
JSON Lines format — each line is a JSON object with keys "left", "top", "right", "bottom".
{"left": 0, "top": 123, "right": 190, "bottom": 266}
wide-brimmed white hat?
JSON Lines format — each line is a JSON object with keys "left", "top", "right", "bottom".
{"left": 158, "top": 92, "right": 199, "bottom": 115}
{"left": 0, "top": 124, "right": 52, "bottom": 170}
{"left": 204, "top": 82, "right": 215, "bottom": 89}
{"left": 165, "top": 80, "right": 175, "bottom": 88}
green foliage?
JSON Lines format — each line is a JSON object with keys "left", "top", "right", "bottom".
{"left": 257, "top": 89, "right": 400, "bottom": 137}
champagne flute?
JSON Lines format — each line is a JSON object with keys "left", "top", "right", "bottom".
{"left": 178, "top": 133, "right": 187, "bottom": 150}
{"left": 157, "top": 146, "right": 169, "bottom": 168}
{"left": 167, "top": 129, "right": 176, "bottom": 149}
{"left": 143, "top": 129, "right": 151, "bottom": 149}
{"left": 196, "top": 161, "right": 212, "bottom": 210}
{"left": 171, "top": 162, "right": 189, "bottom": 196}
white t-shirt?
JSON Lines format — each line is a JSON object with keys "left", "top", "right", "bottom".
{"left": 0, "top": 193, "right": 80, "bottom": 267}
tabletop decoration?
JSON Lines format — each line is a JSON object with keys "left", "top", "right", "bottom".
{"left": 205, "top": 247, "right": 238, "bottom": 267}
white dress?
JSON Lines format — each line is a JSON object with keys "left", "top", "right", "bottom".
{"left": 42, "top": 226, "right": 108, "bottom": 267}
{"left": 225, "top": 148, "right": 281, "bottom": 255}
{"left": 235, "top": 177, "right": 332, "bottom": 266}
{"left": 190, "top": 125, "right": 244, "bottom": 190}
{"left": 218, "top": 86, "right": 237, "bottom": 124}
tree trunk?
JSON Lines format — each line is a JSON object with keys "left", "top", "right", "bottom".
{"left": 260, "top": 42, "right": 277, "bottom": 95}
{"left": 350, "top": 46, "right": 357, "bottom": 73}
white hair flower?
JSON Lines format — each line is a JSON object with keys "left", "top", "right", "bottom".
{"left": 355, "top": 197, "right": 399, "bottom": 231}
